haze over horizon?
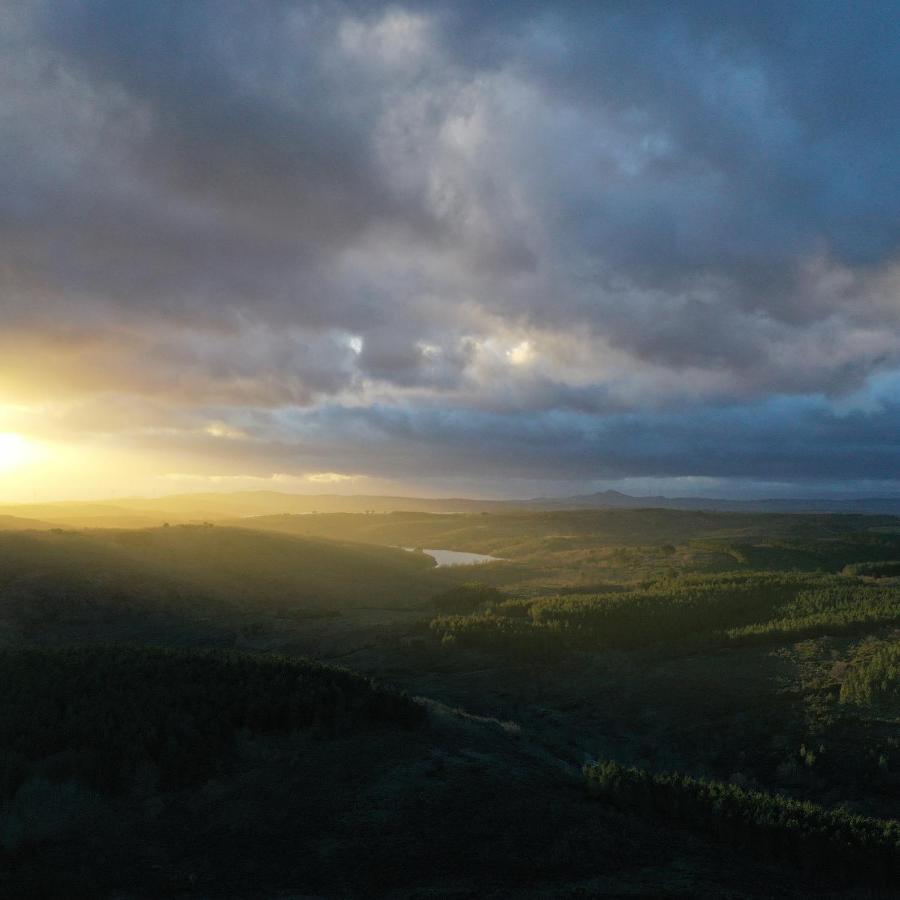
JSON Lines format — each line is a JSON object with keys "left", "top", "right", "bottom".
{"left": 3, "top": 1, "right": 900, "bottom": 502}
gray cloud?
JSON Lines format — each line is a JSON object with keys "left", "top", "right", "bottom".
{"left": 111, "top": 394, "right": 900, "bottom": 487}
{"left": 2, "top": 1, "right": 900, "bottom": 492}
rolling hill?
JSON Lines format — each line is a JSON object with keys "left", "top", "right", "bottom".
{"left": 0, "top": 526, "right": 452, "bottom": 645}
{"left": 0, "top": 514, "right": 58, "bottom": 531}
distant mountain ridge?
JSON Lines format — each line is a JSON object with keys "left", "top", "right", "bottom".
{"left": 531, "top": 490, "right": 900, "bottom": 514}
{"left": 3, "top": 488, "right": 900, "bottom": 528}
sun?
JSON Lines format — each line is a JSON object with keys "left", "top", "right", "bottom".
{"left": 0, "top": 433, "right": 35, "bottom": 471}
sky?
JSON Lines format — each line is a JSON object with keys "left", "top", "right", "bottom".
{"left": 1, "top": 0, "right": 900, "bottom": 502}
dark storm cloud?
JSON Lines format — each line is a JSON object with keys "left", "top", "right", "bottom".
{"left": 122, "top": 393, "right": 900, "bottom": 486}
{"left": 2, "top": 0, "right": 900, "bottom": 489}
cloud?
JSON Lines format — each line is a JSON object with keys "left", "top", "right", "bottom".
{"left": 2, "top": 1, "right": 900, "bottom": 493}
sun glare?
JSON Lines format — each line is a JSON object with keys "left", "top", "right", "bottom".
{"left": 0, "top": 433, "right": 35, "bottom": 471}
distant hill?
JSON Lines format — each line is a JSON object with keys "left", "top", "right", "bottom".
{"left": 0, "top": 493, "right": 509, "bottom": 527}
{"left": 118, "top": 490, "right": 508, "bottom": 517}
{"left": 0, "top": 514, "right": 58, "bottom": 531}
{"left": 0, "top": 502, "right": 167, "bottom": 530}
{"left": 4, "top": 488, "right": 900, "bottom": 526}
{"left": 534, "top": 490, "right": 900, "bottom": 515}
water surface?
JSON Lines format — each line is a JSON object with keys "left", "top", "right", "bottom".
{"left": 402, "top": 547, "right": 503, "bottom": 567}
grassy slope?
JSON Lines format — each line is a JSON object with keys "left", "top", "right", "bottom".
{"left": 93, "top": 524, "right": 450, "bottom": 609}
{"left": 0, "top": 526, "right": 452, "bottom": 641}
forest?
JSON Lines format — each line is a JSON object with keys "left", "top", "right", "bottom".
{"left": 0, "top": 647, "right": 422, "bottom": 805}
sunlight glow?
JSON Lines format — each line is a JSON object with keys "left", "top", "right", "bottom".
{"left": 0, "top": 433, "right": 37, "bottom": 471}
{"left": 204, "top": 422, "right": 247, "bottom": 440}
{"left": 306, "top": 472, "right": 359, "bottom": 484}
{"left": 506, "top": 340, "right": 535, "bottom": 365}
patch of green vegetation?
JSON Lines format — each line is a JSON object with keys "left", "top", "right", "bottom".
{"left": 840, "top": 641, "right": 900, "bottom": 711}
{"left": 727, "top": 586, "right": 900, "bottom": 645}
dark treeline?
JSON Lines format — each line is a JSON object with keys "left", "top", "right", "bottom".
{"left": 0, "top": 646, "right": 423, "bottom": 804}
{"left": 429, "top": 582, "right": 505, "bottom": 614}
{"left": 585, "top": 761, "right": 900, "bottom": 888}
{"left": 704, "top": 536, "right": 900, "bottom": 573}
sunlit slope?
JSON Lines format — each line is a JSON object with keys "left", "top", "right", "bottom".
{"left": 0, "top": 514, "right": 58, "bottom": 531}
{"left": 116, "top": 490, "right": 510, "bottom": 517}
{"left": 0, "top": 502, "right": 171, "bottom": 530}
{"left": 0, "top": 526, "right": 447, "bottom": 638}
{"left": 97, "top": 524, "right": 445, "bottom": 609}
{"left": 0, "top": 492, "right": 511, "bottom": 526}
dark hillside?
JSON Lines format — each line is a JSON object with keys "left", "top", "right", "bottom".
{"left": 0, "top": 648, "right": 832, "bottom": 898}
